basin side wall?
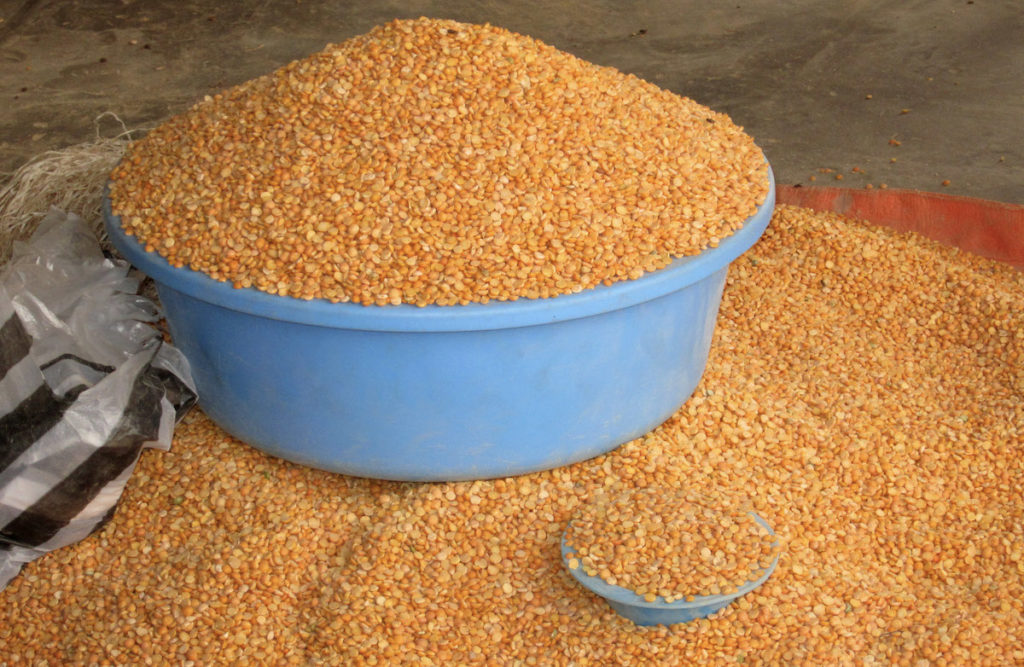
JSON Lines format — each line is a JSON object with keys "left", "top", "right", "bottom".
{"left": 157, "top": 266, "right": 728, "bottom": 481}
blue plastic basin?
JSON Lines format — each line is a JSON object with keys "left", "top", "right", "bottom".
{"left": 102, "top": 167, "right": 774, "bottom": 481}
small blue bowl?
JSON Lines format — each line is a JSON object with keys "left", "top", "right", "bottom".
{"left": 561, "top": 512, "right": 780, "bottom": 626}
{"left": 102, "top": 167, "right": 773, "bottom": 481}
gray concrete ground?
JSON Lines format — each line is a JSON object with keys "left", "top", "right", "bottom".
{"left": 0, "top": 0, "right": 1021, "bottom": 202}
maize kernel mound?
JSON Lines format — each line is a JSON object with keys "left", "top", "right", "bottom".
{"left": 4, "top": 206, "right": 1022, "bottom": 664}
{"left": 108, "top": 17, "right": 769, "bottom": 306}
{"left": 564, "top": 487, "right": 781, "bottom": 601}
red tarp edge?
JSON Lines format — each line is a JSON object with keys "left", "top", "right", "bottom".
{"left": 776, "top": 186, "right": 1024, "bottom": 270}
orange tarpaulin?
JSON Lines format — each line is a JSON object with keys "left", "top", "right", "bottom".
{"left": 776, "top": 186, "right": 1024, "bottom": 271}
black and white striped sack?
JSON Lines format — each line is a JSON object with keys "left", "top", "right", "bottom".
{"left": 1, "top": 209, "right": 196, "bottom": 590}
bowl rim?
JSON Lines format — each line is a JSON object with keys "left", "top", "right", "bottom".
{"left": 102, "top": 165, "right": 774, "bottom": 333}
{"left": 561, "top": 510, "right": 780, "bottom": 611}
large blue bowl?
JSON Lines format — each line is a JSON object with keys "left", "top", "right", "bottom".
{"left": 102, "top": 167, "right": 774, "bottom": 481}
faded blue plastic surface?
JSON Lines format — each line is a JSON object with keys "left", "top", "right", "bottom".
{"left": 561, "top": 512, "right": 780, "bottom": 626}
{"left": 102, "top": 168, "right": 774, "bottom": 481}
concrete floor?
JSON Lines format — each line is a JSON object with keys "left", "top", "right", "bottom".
{"left": 0, "top": 0, "right": 1021, "bottom": 202}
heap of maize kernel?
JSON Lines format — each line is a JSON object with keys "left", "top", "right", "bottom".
{"left": 108, "top": 17, "right": 769, "bottom": 306}
{"left": 564, "top": 487, "right": 780, "bottom": 602}
{"left": 3, "top": 206, "right": 1022, "bottom": 663}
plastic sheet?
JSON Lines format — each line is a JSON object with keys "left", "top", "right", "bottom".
{"left": 776, "top": 186, "right": 1024, "bottom": 270}
{"left": 0, "top": 209, "right": 196, "bottom": 590}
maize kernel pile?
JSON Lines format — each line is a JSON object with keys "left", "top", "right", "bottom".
{"left": 3, "top": 205, "right": 1022, "bottom": 664}
{"left": 564, "top": 487, "right": 780, "bottom": 602}
{"left": 108, "top": 17, "right": 768, "bottom": 306}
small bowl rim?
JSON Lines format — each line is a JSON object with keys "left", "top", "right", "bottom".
{"left": 102, "top": 166, "right": 774, "bottom": 333}
{"left": 561, "top": 511, "right": 780, "bottom": 611}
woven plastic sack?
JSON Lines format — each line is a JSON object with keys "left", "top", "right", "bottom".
{"left": 0, "top": 209, "right": 196, "bottom": 590}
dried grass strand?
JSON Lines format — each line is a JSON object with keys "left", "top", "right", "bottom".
{"left": 0, "top": 113, "right": 142, "bottom": 263}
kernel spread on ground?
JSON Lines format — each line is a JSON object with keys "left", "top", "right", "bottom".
{"left": 4, "top": 206, "right": 1024, "bottom": 664}
{"left": 108, "top": 17, "right": 769, "bottom": 306}
{"left": 564, "top": 487, "right": 780, "bottom": 602}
